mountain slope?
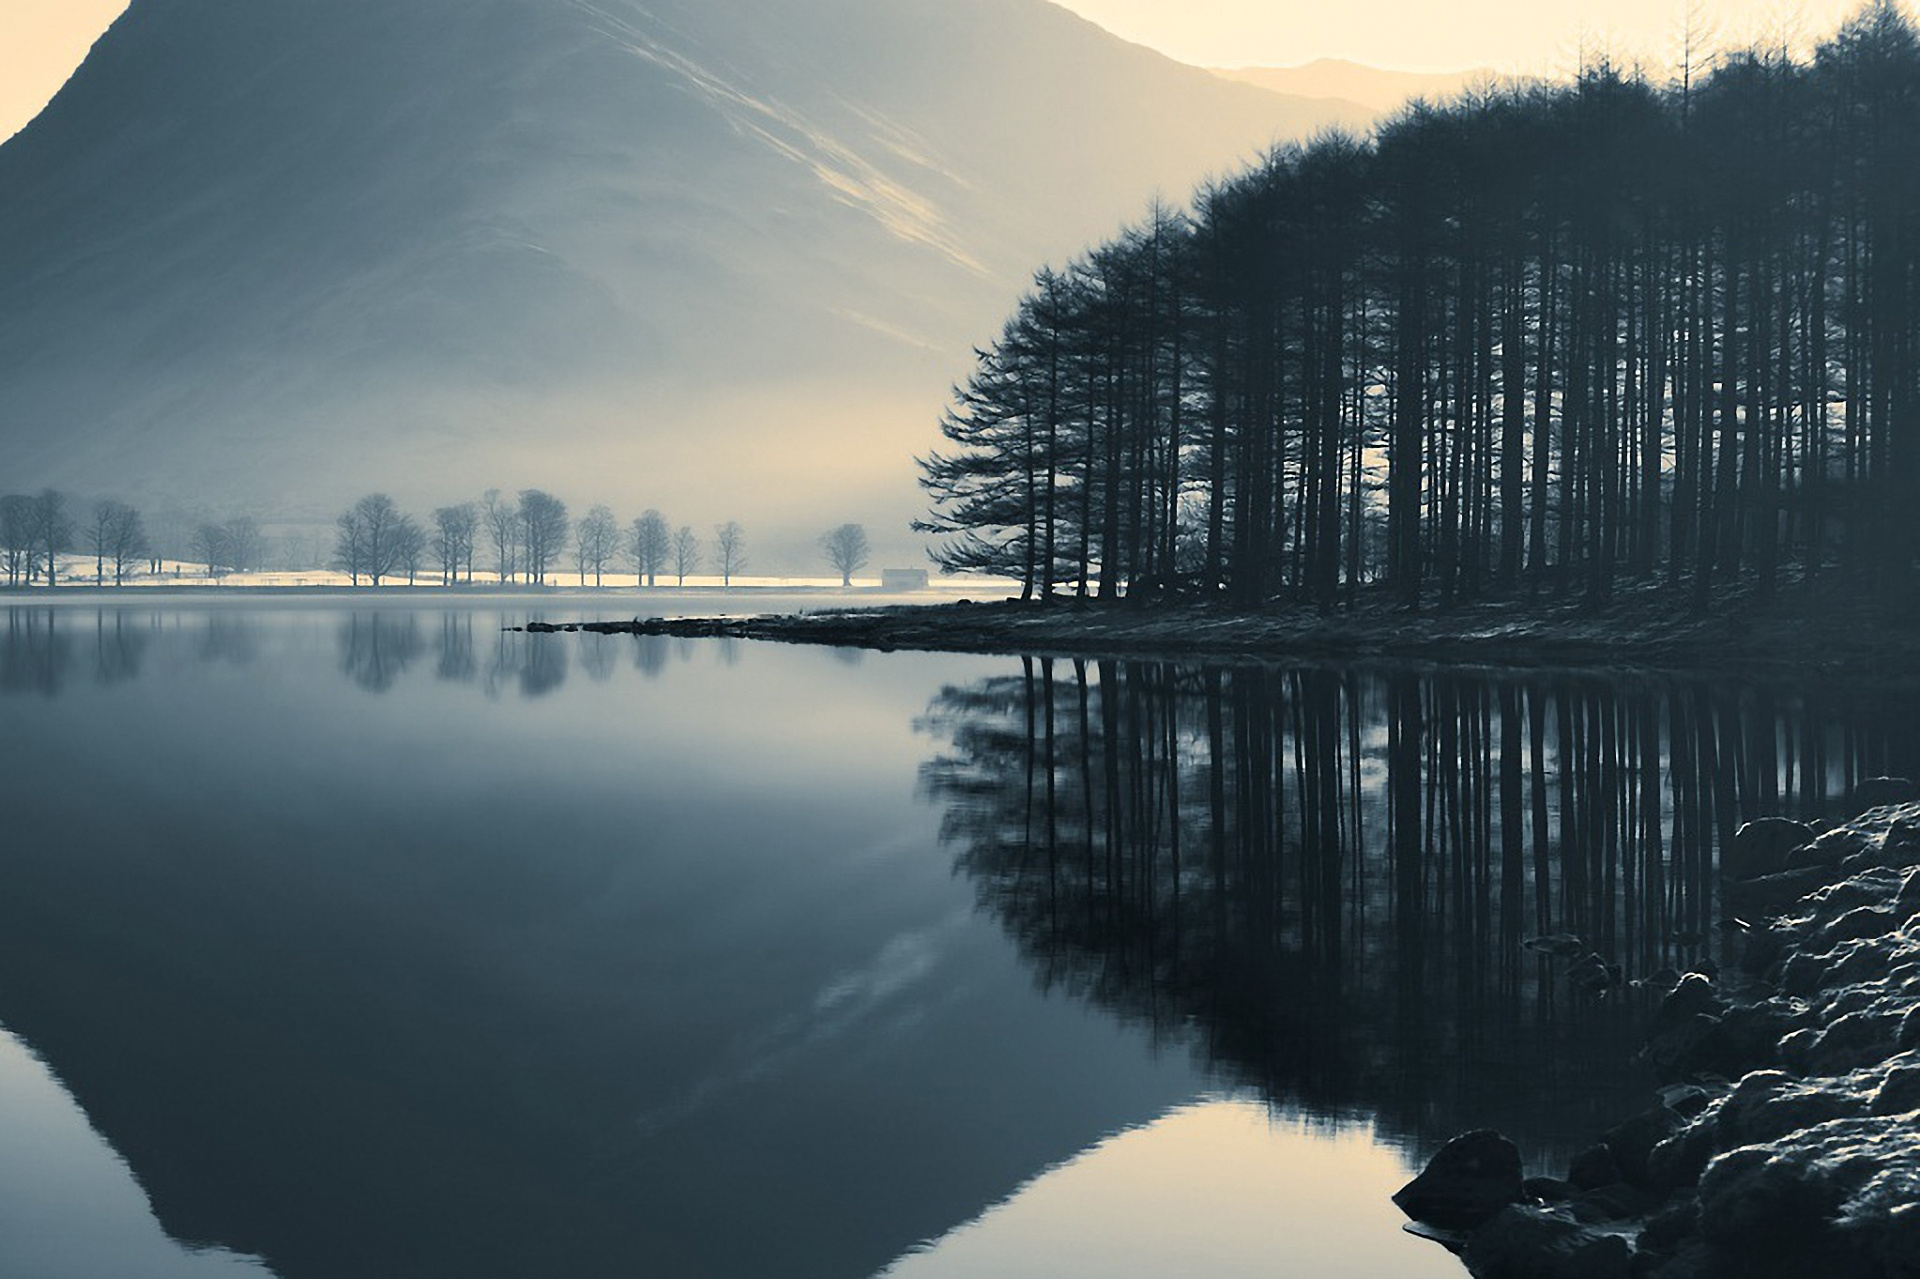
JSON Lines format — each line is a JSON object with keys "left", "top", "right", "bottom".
{"left": 0, "top": 0, "right": 1368, "bottom": 542}
{"left": 1211, "top": 58, "right": 1495, "bottom": 115}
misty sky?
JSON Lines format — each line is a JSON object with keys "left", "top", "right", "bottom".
{"left": 1052, "top": 0, "right": 1869, "bottom": 71}
{"left": 0, "top": 0, "right": 1886, "bottom": 141}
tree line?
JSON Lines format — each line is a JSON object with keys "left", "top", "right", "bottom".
{"left": 920, "top": 3, "right": 1920, "bottom": 610}
{"left": 1, "top": 490, "right": 150, "bottom": 587}
{"left": 332, "top": 490, "right": 732, "bottom": 588}
{"left": 0, "top": 485, "right": 875, "bottom": 589}
{"left": 332, "top": 489, "right": 872, "bottom": 588}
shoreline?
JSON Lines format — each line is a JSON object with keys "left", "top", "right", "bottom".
{"left": 1391, "top": 796, "right": 1920, "bottom": 1278}
{"left": 523, "top": 581, "right": 1920, "bottom": 686}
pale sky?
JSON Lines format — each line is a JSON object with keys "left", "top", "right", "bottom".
{"left": 0, "top": 0, "right": 1884, "bottom": 141}
{"left": 0, "top": 0, "right": 127, "bottom": 140}
{"left": 1050, "top": 0, "right": 1870, "bottom": 72}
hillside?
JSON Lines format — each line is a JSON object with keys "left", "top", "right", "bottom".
{"left": 0, "top": 0, "right": 1367, "bottom": 549}
{"left": 1211, "top": 57, "right": 1495, "bottom": 114}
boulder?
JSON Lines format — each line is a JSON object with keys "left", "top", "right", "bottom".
{"left": 1568, "top": 1143, "right": 1622, "bottom": 1191}
{"left": 1394, "top": 1129, "right": 1525, "bottom": 1230}
{"left": 1726, "top": 818, "right": 1817, "bottom": 881}
{"left": 1460, "top": 1205, "right": 1633, "bottom": 1279}
{"left": 1849, "top": 778, "right": 1919, "bottom": 816}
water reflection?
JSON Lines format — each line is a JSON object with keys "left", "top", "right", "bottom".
{"left": 198, "top": 614, "right": 257, "bottom": 667}
{"left": 1, "top": 608, "right": 71, "bottom": 695}
{"left": 919, "top": 658, "right": 1918, "bottom": 1157}
{"left": 338, "top": 614, "right": 424, "bottom": 693}
{"left": 435, "top": 614, "right": 474, "bottom": 683}
{"left": 0, "top": 609, "right": 722, "bottom": 701}
{"left": 3, "top": 605, "right": 1917, "bottom": 1279}
{"left": 89, "top": 611, "right": 149, "bottom": 686}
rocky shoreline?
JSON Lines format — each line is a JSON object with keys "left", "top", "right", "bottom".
{"left": 1392, "top": 791, "right": 1920, "bottom": 1279}
{"left": 517, "top": 584, "right": 1920, "bottom": 685}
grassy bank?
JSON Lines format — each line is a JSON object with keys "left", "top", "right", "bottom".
{"left": 547, "top": 577, "right": 1920, "bottom": 684}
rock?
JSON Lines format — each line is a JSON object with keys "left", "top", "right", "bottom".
{"left": 1726, "top": 866, "right": 1840, "bottom": 913}
{"left": 1726, "top": 818, "right": 1817, "bottom": 880}
{"left": 1850, "top": 778, "right": 1919, "bottom": 815}
{"left": 1525, "top": 1175, "right": 1577, "bottom": 1203}
{"left": 1786, "top": 840, "right": 1844, "bottom": 871}
{"left": 1407, "top": 804, "right": 1920, "bottom": 1278}
{"left": 1568, "top": 952, "right": 1623, "bottom": 995}
{"left": 1740, "top": 926, "right": 1787, "bottom": 975}
{"left": 1460, "top": 1205, "right": 1633, "bottom": 1279}
{"left": 1868, "top": 1055, "right": 1920, "bottom": 1116}
{"left": 1569, "top": 1182, "right": 1650, "bottom": 1223}
{"left": 1394, "top": 1129, "right": 1525, "bottom": 1230}
{"left": 1814, "top": 905, "right": 1903, "bottom": 951}
{"left": 1569, "top": 1143, "right": 1622, "bottom": 1191}
{"left": 1643, "top": 1011, "right": 1723, "bottom": 1079}
{"left": 1638, "top": 1194, "right": 1699, "bottom": 1251}
{"left": 1652, "top": 975, "right": 1726, "bottom": 1035}
{"left": 1603, "top": 1106, "right": 1685, "bottom": 1188}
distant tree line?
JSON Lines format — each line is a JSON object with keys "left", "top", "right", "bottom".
{"left": 1, "top": 490, "right": 150, "bottom": 587}
{"left": 330, "top": 489, "right": 868, "bottom": 588}
{"left": 2, "top": 484, "right": 874, "bottom": 590}
{"left": 919, "top": 3, "right": 1920, "bottom": 610}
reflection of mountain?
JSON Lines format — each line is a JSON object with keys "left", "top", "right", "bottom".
{"left": 919, "top": 659, "right": 1920, "bottom": 1160}
{"left": 0, "top": 615, "right": 1212, "bottom": 1279}
{"left": 0, "top": 0, "right": 1364, "bottom": 531}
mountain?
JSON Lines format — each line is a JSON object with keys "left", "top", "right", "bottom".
{"left": 0, "top": 0, "right": 1369, "bottom": 554}
{"left": 1211, "top": 58, "right": 1495, "bottom": 116}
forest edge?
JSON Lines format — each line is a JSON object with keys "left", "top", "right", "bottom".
{"left": 524, "top": 578, "right": 1920, "bottom": 687}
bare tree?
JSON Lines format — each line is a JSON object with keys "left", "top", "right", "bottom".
{"left": 395, "top": 515, "right": 427, "bottom": 586}
{"left": 223, "top": 517, "right": 266, "bottom": 574}
{"left": 575, "top": 504, "right": 618, "bottom": 586}
{"left": 482, "top": 488, "right": 519, "bottom": 584}
{"left": 30, "top": 489, "right": 73, "bottom": 587}
{"left": 334, "top": 493, "right": 408, "bottom": 586}
{"left": 334, "top": 511, "right": 366, "bottom": 586}
{"left": 672, "top": 526, "right": 700, "bottom": 586}
{"left": 628, "top": 509, "right": 671, "bottom": 587}
{"left": 192, "top": 522, "right": 228, "bottom": 578}
{"left": 433, "top": 503, "right": 477, "bottom": 584}
{"left": 1, "top": 495, "right": 32, "bottom": 586}
{"left": 519, "top": 489, "right": 569, "bottom": 585}
{"left": 819, "top": 523, "right": 870, "bottom": 586}
{"left": 713, "top": 521, "right": 747, "bottom": 587}
{"left": 88, "top": 500, "right": 147, "bottom": 585}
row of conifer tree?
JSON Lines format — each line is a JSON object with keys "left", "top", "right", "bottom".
{"left": 918, "top": 3, "right": 1920, "bottom": 609}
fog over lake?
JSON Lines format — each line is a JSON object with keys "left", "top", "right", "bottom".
{"left": 0, "top": 600, "right": 1910, "bottom": 1278}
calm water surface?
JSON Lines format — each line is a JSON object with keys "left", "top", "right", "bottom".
{"left": 0, "top": 599, "right": 1912, "bottom": 1278}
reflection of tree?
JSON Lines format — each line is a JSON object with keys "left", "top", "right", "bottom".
{"left": 632, "top": 635, "right": 671, "bottom": 679}
{"left": 485, "top": 628, "right": 569, "bottom": 699}
{"left": 338, "top": 613, "right": 423, "bottom": 694}
{"left": 519, "top": 635, "right": 567, "bottom": 698}
{"left": 436, "top": 613, "right": 475, "bottom": 683}
{"left": 198, "top": 614, "right": 257, "bottom": 667}
{"left": 0, "top": 608, "right": 72, "bottom": 696}
{"left": 90, "top": 610, "right": 148, "bottom": 685}
{"left": 580, "top": 634, "right": 616, "bottom": 683}
{"left": 921, "top": 660, "right": 1918, "bottom": 1158}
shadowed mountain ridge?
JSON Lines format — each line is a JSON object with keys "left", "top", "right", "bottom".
{"left": 0, "top": 0, "right": 1367, "bottom": 534}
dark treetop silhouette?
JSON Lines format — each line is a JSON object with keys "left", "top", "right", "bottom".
{"left": 921, "top": 5, "right": 1920, "bottom": 611}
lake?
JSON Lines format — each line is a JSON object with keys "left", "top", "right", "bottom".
{"left": 0, "top": 599, "right": 1912, "bottom": 1278}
